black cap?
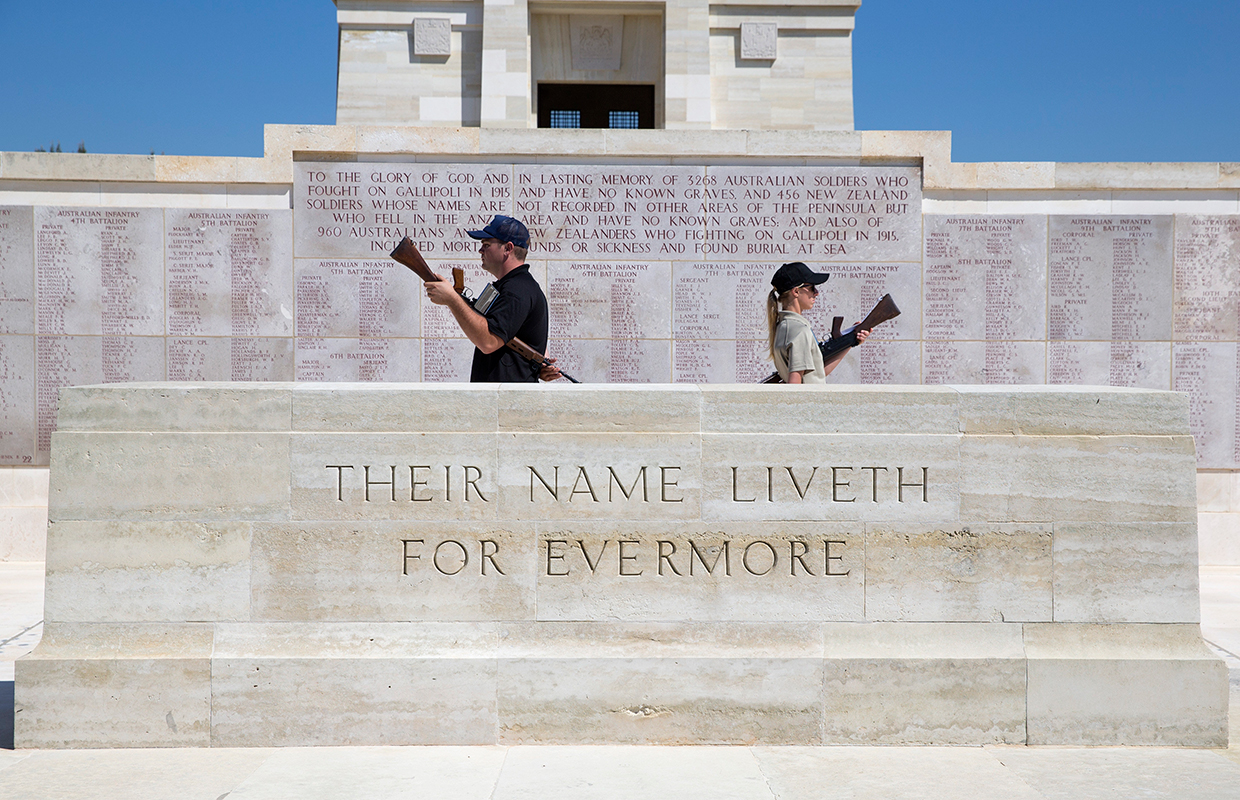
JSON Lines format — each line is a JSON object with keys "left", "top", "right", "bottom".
{"left": 771, "top": 262, "right": 829, "bottom": 294}
{"left": 466, "top": 215, "right": 530, "bottom": 248}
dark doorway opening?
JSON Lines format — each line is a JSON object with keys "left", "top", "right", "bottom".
{"left": 537, "top": 84, "right": 656, "bottom": 129}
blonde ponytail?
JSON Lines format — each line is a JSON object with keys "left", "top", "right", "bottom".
{"left": 766, "top": 288, "right": 792, "bottom": 361}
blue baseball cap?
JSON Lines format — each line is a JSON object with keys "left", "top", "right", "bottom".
{"left": 467, "top": 215, "right": 530, "bottom": 248}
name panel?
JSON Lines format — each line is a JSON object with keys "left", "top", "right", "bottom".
{"left": 0, "top": 207, "right": 35, "bottom": 334}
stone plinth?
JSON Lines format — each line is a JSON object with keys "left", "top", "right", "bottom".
{"left": 16, "top": 383, "right": 1228, "bottom": 747}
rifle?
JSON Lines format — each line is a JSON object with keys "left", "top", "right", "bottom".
{"left": 389, "top": 237, "right": 580, "bottom": 383}
{"left": 760, "top": 293, "right": 901, "bottom": 384}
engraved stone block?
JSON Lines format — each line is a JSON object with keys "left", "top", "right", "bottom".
{"left": 828, "top": 340, "right": 922, "bottom": 385}
{"left": 294, "top": 162, "right": 514, "bottom": 260}
{"left": 923, "top": 341, "right": 1047, "bottom": 385}
{"left": 1172, "top": 342, "right": 1237, "bottom": 468}
{"left": 739, "top": 22, "right": 778, "bottom": 60}
{"left": 295, "top": 259, "right": 416, "bottom": 338}
{"left": 0, "top": 206, "right": 34, "bottom": 334}
{"left": 547, "top": 261, "right": 671, "bottom": 340}
{"left": 513, "top": 164, "right": 705, "bottom": 260}
{"left": 166, "top": 337, "right": 294, "bottom": 382}
{"left": 166, "top": 209, "right": 293, "bottom": 337}
{"left": 534, "top": 522, "right": 864, "bottom": 622}
{"left": 412, "top": 18, "right": 452, "bottom": 57}
{"left": 498, "top": 433, "right": 701, "bottom": 521}
{"left": 1172, "top": 215, "right": 1240, "bottom": 341}
{"left": 1047, "top": 340, "right": 1171, "bottom": 390}
{"left": 251, "top": 521, "right": 536, "bottom": 621}
{"left": 864, "top": 522, "right": 1052, "bottom": 622}
{"left": 702, "top": 434, "right": 960, "bottom": 523}
{"left": 1048, "top": 215, "right": 1172, "bottom": 341}
{"left": 290, "top": 432, "right": 498, "bottom": 521}
{"left": 34, "top": 207, "right": 165, "bottom": 336}
{"left": 294, "top": 337, "right": 421, "bottom": 382}
{"left": 544, "top": 337, "right": 672, "bottom": 383}
{"left": 701, "top": 166, "right": 922, "bottom": 264}
{"left": 923, "top": 215, "right": 1047, "bottom": 341}
{"left": 569, "top": 15, "right": 624, "bottom": 71}
{"left": 0, "top": 335, "right": 35, "bottom": 464}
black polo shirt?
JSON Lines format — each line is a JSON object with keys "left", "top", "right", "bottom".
{"left": 470, "top": 264, "right": 549, "bottom": 382}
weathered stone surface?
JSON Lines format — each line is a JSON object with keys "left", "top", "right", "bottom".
{"left": 44, "top": 520, "right": 251, "bottom": 623}
{"left": 1024, "top": 623, "right": 1228, "bottom": 746}
{"left": 865, "top": 523, "right": 1052, "bottom": 622}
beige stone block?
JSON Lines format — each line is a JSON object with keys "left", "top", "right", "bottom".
{"left": 97, "top": 182, "right": 229, "bottom": 208}
{"left": 1197, "top": 471, "right": 1234, "bottom": 512}
{"left": 16, "top": 622, "right": 213, "bottom": 748}
{"left": 1024, "top": 622, "right": 1228, "bottom": 745}
{"left": 356, "top": 126, "right": 481, "bottom": 154}
{"left": 251, "top": 520, "right": 536, "bottom": 621}
{"left": 743, "top": 130, "right": 862, "bottom": 158}
{"left": 154, "top": 156, "right": 239, "bottom": 183}
{"left": 1055, "top": 162, "right": 1220, "bottom": 190}
{"left": 534, "top": 521, "right": 863, "bottom": 622}
{"left": 1111, "top": 190, "right": 1240, "bottom": 214}
{"left": 1220, "top": 162, "right": 1240, "bottom": 187}
{"left": 43, "top": 520, "right": 251, "bottom": 623}
{"left": 860, "top": 130, "right": 950, "bottom": 161}
{"left": 498, "top": 385, "right": 700, "bottom": 433}
{"left": 1053, "top": 522, "right": 1199, "bottom": 623}
{"left": 496, "top": 622, "right": 823, "bottom": 744}
{"left": 865, "top": 523, "right": 1052, "bottom": 622}
{"left": 985, "top": 190, "right": 1113, "bottom": 214}
{"left": 605, "top": 129, "right": 749, "bottom": 156}
{"left": 0, "top": 180, "right": 101, "bottom": 206}
{"left": 224, "top": 182, "right": 290, "bottom": 208}
{"left": 233, "top": 155, "right": 288, "bottom": 185}
{"left": 291, "top": 383, "right": 498, "bottom": 432}
{"left": 498, "top": 433, "right": 701, "bottom": 521}
{"left": 820, "top": 622, "right": 1026, "bottom": 744}
{"left": 975, "top": 162, "right": 1055, "bottom": 189}
{"left": 956, "top": 388, "right": 1019, "bottom": 434}
{"left": 959, "top": 434, "right": 1197, "bottom": 524}
{"left": 210, "top": 622, "right": 499, "bottom": 745}
{"left": 0, "top": 152, "right": 156, "bottom": 182}
{"left": 1197, "top": 512, "right": 1240, "bottom": 566}
{"left": 56, "top": 384, "right": 293, "bottom": 432}
{"left": 933, "top": 162, "right": 979, "bottom": 191}
{"left": 479, "top": 128, "right": 607, "bottom": 156}
{"left": 291, "top": 432, "right": 498, "bottom": 521}
{"left": 1007, "top": 386, "right": 1189, "bottom": 436}
{"left": 50, "top": 431, "right": 291, "bottom": 521}
{"left": 700, "top": 385, "right": 959, "bottom": 435}
{"left": 702, "top": 433, "right": 960, "bottom": 523}
{"left": 921, "top": 190, "right": 989, "bottom": 214}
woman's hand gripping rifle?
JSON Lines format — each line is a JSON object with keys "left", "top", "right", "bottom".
{"left": 389, "top": 237, "right": 580, "bottom": 383}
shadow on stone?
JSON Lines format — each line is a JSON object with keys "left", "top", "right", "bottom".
{"left": 0, "top": 681, "right": 12, "bottom": 750}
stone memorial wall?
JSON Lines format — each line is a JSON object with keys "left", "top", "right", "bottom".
{"left": 2, "top": 161, "right": 1239, "bottom": 469}
{"left": 17, "top": 383, "right": 1227, "bottom": 747}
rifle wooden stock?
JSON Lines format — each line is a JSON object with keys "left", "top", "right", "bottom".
{"left": 819, "top": 293, "right": 901, "bottom": 360}
{"left": 390, "top": 236, "right": 579, "bottom": 383}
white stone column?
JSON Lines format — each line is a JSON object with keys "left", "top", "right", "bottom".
{"left": 480, "top": 0, "right": 532, "bottom": 128}
{"left": 664, "top": 0, "right": 712, "bottom": 129}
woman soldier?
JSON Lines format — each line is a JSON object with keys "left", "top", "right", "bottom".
{"left": 767, "top": 261, "right": 869, "bottom": 384}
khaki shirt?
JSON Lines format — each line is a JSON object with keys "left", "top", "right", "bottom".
{"left": 773, "top": 311, "right": 825, "bottom": 383}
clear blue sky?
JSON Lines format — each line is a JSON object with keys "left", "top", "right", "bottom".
{"left": 1, "top": 0, "right": 1236, "bottom": 163}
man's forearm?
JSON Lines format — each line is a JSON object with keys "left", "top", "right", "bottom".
{"left": 445, "top": 293, "right": 505, "bottom": 353}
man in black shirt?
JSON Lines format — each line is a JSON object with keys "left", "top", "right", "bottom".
{"left": 424, "top": 215, "right": 551, "bottom": 382}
